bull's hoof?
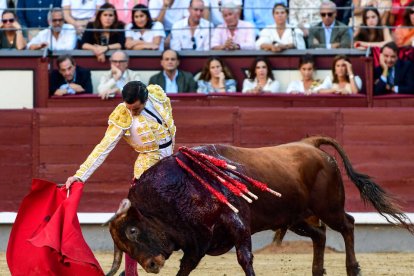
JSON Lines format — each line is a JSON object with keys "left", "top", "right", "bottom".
{"left": 119, "top": 271, "right": 125, "bottom": 276}
{"left": 346, "top": 263, "right": 361, "bottom": 276}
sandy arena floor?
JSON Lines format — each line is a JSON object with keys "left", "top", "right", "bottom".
{"left": 2, "top": 242, "right": 414, "bottom": 275}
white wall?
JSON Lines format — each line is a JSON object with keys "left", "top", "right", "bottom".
{"left": 0, "top": 71, "right": 33, "bottom": 109}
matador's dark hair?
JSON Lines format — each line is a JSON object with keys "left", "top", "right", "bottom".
{"left": 122, "top": 81, "right": 148, "bottom": 104}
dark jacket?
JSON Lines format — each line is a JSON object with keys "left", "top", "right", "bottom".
{"left": 80, "top": 22, "right": 126, "bottom": 48}
{"left": 148, "top": 70, "right": 198, "bottom": 93}
{"left": 49, "top": 66, "right": 93, "bottom": 96}
{"left": 308, "top": 20, "right": 351, "bottom": 49}
{"left": 373, "top": 60, "right": 414, "bottom": 95}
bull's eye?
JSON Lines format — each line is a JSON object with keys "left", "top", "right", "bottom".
{"left": 126, "top": 226, "right": 140, "bottom": 241}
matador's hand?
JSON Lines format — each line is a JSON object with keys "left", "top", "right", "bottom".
{"left": 65, "top": 176, "right": 82, "bottom": 189}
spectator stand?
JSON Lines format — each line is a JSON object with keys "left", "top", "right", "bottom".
{"left": 43, "top": 49, "right": 373, "bottom": 108}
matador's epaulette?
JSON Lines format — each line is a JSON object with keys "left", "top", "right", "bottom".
{"left": 147, "top": 84, "right": 167, "bottom": 103}
{"left": 108, "top": 103, "right": 133, "bottom": 129}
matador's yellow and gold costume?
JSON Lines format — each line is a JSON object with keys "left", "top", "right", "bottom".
{"left": 74, "top": 84, "right": 176, "bottom": 182}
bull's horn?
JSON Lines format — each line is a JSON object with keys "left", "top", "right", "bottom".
{"left": 116, "top": 198, "right": 131, "bottom": 215}
{"left": 102, "top": 199, "right": 131, "bottom": 226}
{"left": 106, "top": 243, "right": 123, "bottom": 276}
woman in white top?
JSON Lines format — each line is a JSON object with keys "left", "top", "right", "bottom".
{"left": 125, "top": 4, "right": 165, "bottom": 50}
{"left": 256, "top": 3, "right": 306, "bottom": 52}
{"left": 286, "top": 54, "right": 323, "bottom": 94}
{"left": 242, "top": 57, "right": 280, "bottom": 94}
{"left": 318, "top": 55, "right": 362, "bottom": 95}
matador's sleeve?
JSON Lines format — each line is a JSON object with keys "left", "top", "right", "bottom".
{"left": 74, "top": 104, "right": 132, "bottom": 182}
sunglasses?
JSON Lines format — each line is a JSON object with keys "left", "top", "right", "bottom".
{"left": 320, "top": 12, "right": 334, "bottom": 18}
{"left": 52, "top": 18, "right": 64, "bottom": 23}
{"left": 2, "top": 18, "right": 15, "bottom": 23}
{"left": 191, "top": 37, "right": 196, "bottom": 50}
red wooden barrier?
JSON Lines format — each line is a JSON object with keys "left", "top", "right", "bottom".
{"left": 0, "top": 106, "right": 413, "bottom": 213}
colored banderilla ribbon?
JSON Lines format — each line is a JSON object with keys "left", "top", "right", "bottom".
{"left": 176, "top": 147, "right": 282, "bottom": 213}
{"left": 175, "top": 157, "right": 239, "bottom": 213}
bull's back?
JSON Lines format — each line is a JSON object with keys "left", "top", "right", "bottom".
{"left": 200, "top": 143, "right": 332, "bottom": 232}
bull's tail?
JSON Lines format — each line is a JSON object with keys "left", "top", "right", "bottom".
{"left": 302, "top": 136, "right": 414, "bottom": 234}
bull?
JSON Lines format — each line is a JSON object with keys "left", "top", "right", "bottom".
{"left": 106, "top": 136, "right": 413, "bottom": 276}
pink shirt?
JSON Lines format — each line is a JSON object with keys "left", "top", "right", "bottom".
{"left": 110, "top": 0, "right": 148, "bottom": 24}
{"left": 211, "top": 19, "right": 256, "bottom": 50}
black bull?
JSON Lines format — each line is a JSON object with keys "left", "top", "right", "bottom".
{"left": 107, "top": 136, "right": 413, "bottom": 276}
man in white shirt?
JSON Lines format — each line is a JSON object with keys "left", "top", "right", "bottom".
{"left": 170, "top": 0, "right": 214, "bottom": 51}
{"left": 149, "top": 0, "right": 190, "bottom": 32}
{"left": 97, "top": 51, "right": 141, "bottom": 100}
{"left": 27, "top": 8, "right": 77, "bottom": 51}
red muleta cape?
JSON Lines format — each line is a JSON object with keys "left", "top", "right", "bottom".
{"left": 7, "top": 179, "right": 104, "bottom": 275}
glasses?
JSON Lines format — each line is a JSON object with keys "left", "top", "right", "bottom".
{"left": 2, "top": 18, "right": 15, "bottom": 23}
{"left": 320, "top": 12, "right": 334, "bottom": 18}
{"left": 110, "top": 59, "right": 127, "bottom": 64}
{"left": 52, "top": 18, "right": 64, "bottom": 23}
{"left": 191, "top": 37, "right": 196, "bottom": 50}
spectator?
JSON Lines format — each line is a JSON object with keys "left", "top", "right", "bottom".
{"left": 81, "top": 3, "right": 125, "bottom": 63}
{"left": 308, "top": 1, "right": 351, "bottom": 49}
{"left": 149, "top": 0, "right": 190, "bottom": 33}
{"left": 318, "top": 55, "right": 362, "bottom": 94}
{"left": 243, "top": 0, "right": 288, "bottom": 31}
{"left": 393, "top": 0, "right": 414, "bottom": 47}
{"left": 389, "top": 0, "right": 411, "bottom": 27}
{"left": 125, "top": 4, "right": 165, "bottom": 50}
{"left": 256, "top": 3, "right": 306, "bottom": 52}
{"left": 211, "top": 0, "right": 255, "bottom": 50}
{"left": 62, "top": 0, "right": 104, "bottom": 37}
{"left": 17, "top": 0, "right": 61, "bottom": 40}
{"left": 242, "top": 57, "right": 280, "bottom": 93}
{"left": 351, "top": 0, "right": 392, "bottom": 27}
{"left": 97, "top": 50, "right": 141, "bottom": 100}
{"left": 170, "top": 0, "right": 213, "bottom": 51}
{"left": 286, "top": 54, "right": 323, "bottom": 94}
{"left": 289, "top": 0, "right": 323, "bottom": 39}
{"left": 0, "top": 10, "right": 26, "bottom": 49}
{"left": 27, "top": 7, "right": 76, "bottom": 50}
{"left": 149, "top": 49, "right": 197, "bottom": 93}
{"left": 374, "top": 41, "right": 414, "bottom": 95}
{"left": 49, "top": 54, "right": 93, "bottom": 96}
{"left": 353, "top": 6, "right": 392, "bottom": 50}
{"left": 109, "top": 0, "right": 148, "bottom": 25}
{"left": 197, "top": 56, "right": 236, "bottom": 93}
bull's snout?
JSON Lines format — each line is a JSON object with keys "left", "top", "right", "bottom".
{"left": 142, "top": 255, "right": 165, "bottom": 274}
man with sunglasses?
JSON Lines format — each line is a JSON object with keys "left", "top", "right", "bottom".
{"left": 97, "top": 50, "right": 141, "bottom": 100}
{"left": 308, "top": 0, "right": 351, "bottom": 49}
{"left": 170, "top": 0, "right": 213, "bottom": 51}
{"left": 27, "top": 7, "right": 76, "bottom": 50}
